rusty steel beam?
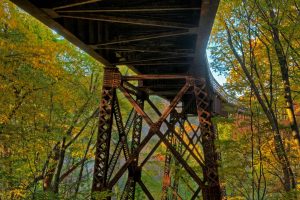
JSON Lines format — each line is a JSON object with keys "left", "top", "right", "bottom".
{"left": 91, "top": 29, "right": 197, "bottom": 47}
{"left": 139, "top": 109, "right": 183, "bottom": 168}
{"left": 119, "top": 84, "right": 205, "bottom": 189}
{"left": 119, "top": 86, "right": 153, "bottom": 125}
{"left": 146, "top": 98, "right": 205, "bottom": 168}
{"left": 60, "top": 14, "right": 195, "bottom": 29}
{"left": 53, "top": 0, "right": 103, "bottom": 10}
{"left": 177, "top": 119, "right": 204, "bottom": 162}
{"left": 114, "top": 55, "right": 193, "bottom": 65}
{"left": 184, "top": 132, "right": 201, "bottom": 159}
{"left": 147, "top": 91, "right": 194, "bottom": 96}
{"left": 92, "top": 71, "right": 220, "bottom": 199}
{"left": 56, "top": 7, "right": 200, "bottom": 13}
{"left": 163, "top": 119, "right": 205, "bottom": 168}
{"left": 123, "top": 91, "right": 146, "bottom": 200}
{"left": 194, "top": 81, "right": 222, "bottom": 200}
{"left": 183, "top": 128, "right": 202, "bottom": 163}
{"left": 108, "top": 119, "right": 160, "bottom": 190}
{"left": 158, "top": 82, "right": 191, "bottom": 124}
{"left": 113, "top": 93, "right": 130, "bottom": 160}
{"left": 106, "top": 96, "right": 134, "bottom": 181}
{"left": 181, "top": 176, "right": 196, "bottom": 194}
{"left": 108, "top": 124, "right": 157, "bottom": 188}
{"left": 108, "top": 86, "right": 156, "bottom": 188}
{"left": 131, "top": 92, "right": 145, "bottom": 154}
{"left": 126, "top": 62, "right": 191, "bottom": 66}
{"left": 97, "top": 46, "right": 195, "bottom": 56}
{"left": 92, "top": 68, "right": 120, "bottom": 195}
{"left": 10, "top": 0, "right": 113, "bottom": 67}
{"left": 148, "top": 126, "right": 206, "bottom": 194}
{"left": 139, "top": 126, "right": 170, "bottom": 168}
{"left": 138, "top": 180, "right": 155, "bottom": 200}
{"left": 190, "top": 187, "right": 201, "bottom": 200}
{"left": 120, "top": 178, "right": 133, "bottom": 200}
{"left": 122, "top": 75, "right": 192, "bottom": 81}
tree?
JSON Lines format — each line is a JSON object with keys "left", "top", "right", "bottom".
{"left": 0, "top": 1, "right": 103, "bottom": 198}
{"left": 210, "top": 0, "right": 299, "bottom": 197}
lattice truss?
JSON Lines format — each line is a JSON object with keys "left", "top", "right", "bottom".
{"left": 92, "top": 68, "right": 221, "bottom": 200}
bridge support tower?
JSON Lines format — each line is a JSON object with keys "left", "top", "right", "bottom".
{"left": 92, "top": 67, "right": 222, "bottom": 200}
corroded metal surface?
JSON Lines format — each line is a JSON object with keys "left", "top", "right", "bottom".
{"left": 91, "top": 68, "right": 222, "bottom": 199}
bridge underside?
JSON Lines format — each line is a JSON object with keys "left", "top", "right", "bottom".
{"left": 11, "top": 0, "right": 223, "bottom": 199}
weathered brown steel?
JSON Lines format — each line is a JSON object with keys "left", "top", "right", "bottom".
{"left": 123, "top": 90, "right": 146, "bottom": 200}
{"left": 56, "top": 7, "right": 201, "bottom": 13}
{"left": 138, "top": 180, "right": 155, "bottom": 200}
{"left": 91, "top": 29, "right": 197, "bottom": 47}
{"left": 146, "top": 98, "right": 205, "bottom": 167}
{"left": 191, "top": 187, "right": 202, "bottom": 200}
{"left": 120, "top": 77, "right": 204, "bottom": 183}
{"left": 122, "top": 75, "right": 192, "bottom": 81}
{"left": 96, "top": 46, "right": 195, "bottom": 56}
{"left": 52, "top": 0, "right": 103, "bottom": 10}
{"left": 106, "top": 94, "right": 131, "bottom": 181}
{"left": 114, "top": 55, "right": 193, "bottom": 65}
{"left": 121, "top": 62, "right": 191, "bottom": 66}
{"left": 90, "top": 70, "right": 221, "bottom": 198}
{"left": 194, "top": 81, "right": 222, "bottom": 200}
{"left": 60, "top": 14, "right": 195, "bottom": 29}
{"left": 92, "top": 68, "right": 120, "bottom": 194}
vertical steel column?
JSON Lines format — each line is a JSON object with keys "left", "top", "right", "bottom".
{"left": 194, "top": 80, "right": 221, "bottom": 200}
{"left": 92, "top": 68, "right": 121, "bottom": 197}
{"left": 161, "top": 110, "right": 177, "bottom": 200}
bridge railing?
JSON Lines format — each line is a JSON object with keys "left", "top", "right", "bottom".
{"left": 206, "top": 58, "right": 240, "bottom": 106}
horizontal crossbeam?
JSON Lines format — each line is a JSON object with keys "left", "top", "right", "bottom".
{"left": 97, "top": 47, "right": 195, "bottom": 56}
{"left": 91, "top": 29, "right": 197, "bottom": 46}
{"left": 114, "top": 55, "right": 192, "bottom": 65}
{"left": 53, "top": 0, "right": 103, "bottom": 10}
{"left": 127, "top": 62, "right": 191, "bottom": 66}
{"left": 122, "top": 75, "right": 193, "bottom": 81}
{"left": 56, "top": 7, "right": 200, "bottom": 13}
{"left": 60, "top": 14, "right": 195, "bottom": 29}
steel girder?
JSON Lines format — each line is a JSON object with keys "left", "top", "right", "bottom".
{"left": 92, "top": 68, "right": 222, "bottom": 200}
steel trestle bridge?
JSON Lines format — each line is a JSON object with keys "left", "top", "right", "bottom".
{"left": 9, "top": 0, "right": 235, "bottom": 199}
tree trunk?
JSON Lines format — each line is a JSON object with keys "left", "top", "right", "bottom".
{"left": 51, "top": 139, "right": 66, "bottom": 194}
{"left": 43, "top": 144, "right": 60, "bottom": 191}
{"left": 266, "top": 0, "right": 300, "bottom": 147}
{"left": 225, "top": 22, "right": 296, "bottom": 192}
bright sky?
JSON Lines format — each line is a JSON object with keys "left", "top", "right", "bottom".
{"left": 207, "top": 50, "right": 227, "bottom": 86}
